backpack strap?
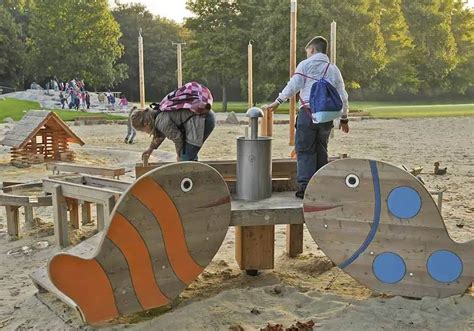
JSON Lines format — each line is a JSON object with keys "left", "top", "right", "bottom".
{"left": 323, "top": 62, "right": 331, "bottom": 78}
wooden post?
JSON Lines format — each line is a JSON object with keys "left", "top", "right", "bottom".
{"left": 329, "top": 21, "right": 337, "bottom": 140}
{"left": 235, "top": 225, "right": 275, "bottom": 273}
{"left": 52, "top": 185, "right": 69, "bottom": 248}
{"left": 173, "top": 42, "right": 186, "bottom": 88}
{"left": 330, "top": 21, "right": 337, "bottom": 65}
{"left": 81, "top": 201, "right": 92, "bottom": 225}
{"left": 6, "top": 206, "right": 19, "bottom": 238}
{"left": 67, "top": 199, "right": 80, "bottom": 230}
{"left": 24, "top": 206, "right": 35, "bottom": 229}
{"left": 285, "top": 0, "right": 303, "bottom": 258}
{"left": 248, "top": 40, "right": 254, "bottom": 109}
{"left": 289, "top": 0, "right": 297, "bottom": 146}
{"left": 138, "top": 29, "right": 146, "bottom": 109}
{"left": 96, "top": 196, "right": 116, "bottom": 231}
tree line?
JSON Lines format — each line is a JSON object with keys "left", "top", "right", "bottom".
{"left": 0, "top": 0, "right": 472, "bottom": 110}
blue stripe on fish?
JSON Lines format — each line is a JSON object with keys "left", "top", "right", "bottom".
{"left": 339, "top": 160, "right": 382, "bottom": 269}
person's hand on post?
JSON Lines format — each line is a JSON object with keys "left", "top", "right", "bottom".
{"left": 262, "top": 101, "right": 280, "bottom": 113}
{"left": 142, "top": 148, "right": 153, "bottom": 166}
{"left": 339, "top": 119, "right": 350, "bottom": 134}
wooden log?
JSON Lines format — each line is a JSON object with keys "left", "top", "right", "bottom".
{"left": 6, "top": 206, "right": 20, "bottom": 238}
{"left": 52, "top": 185, "right": 69, "bottom": 248}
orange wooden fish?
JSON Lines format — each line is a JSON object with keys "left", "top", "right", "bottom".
{"left": 304, "top": 159, "right": 473, "bottom": 298}
{"left": 48, "top": 162, "right": 231, "bottom": 324}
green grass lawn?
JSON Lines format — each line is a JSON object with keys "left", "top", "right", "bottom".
{"left": 211, "top": 101, "right": 474, "bottom": 118}
{"left": 0, "top": 98, "right": 126, "bottom": 122}
{"left": 1, "top": 97, "right": 473, "bottom": 122}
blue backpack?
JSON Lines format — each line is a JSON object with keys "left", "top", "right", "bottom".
{"left": 307, "top": 63, "right": 343, "bottom": 123}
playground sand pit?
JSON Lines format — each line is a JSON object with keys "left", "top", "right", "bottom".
{"left": 0, "top": 117, "right": 472, "bottom": 330}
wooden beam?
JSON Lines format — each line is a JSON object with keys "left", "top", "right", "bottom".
{"left": 43, "top": 179, "right": 122, "bottom": 204}
{"left": 289, "top": 0, "right": 297, "bottom": 146}
{"left": 67, "top": 199, "right": 80, "bottom": 229}
{"left": 24, "top": 206, "right": 35, "bottom": 229}
{"left": 96, "top": 196, "right": 116, "bottom": 231}
{"left": 286, "top": 224, "right": 304, "bottom": 257}
{"left": 81, "top": 201, "right": 92, "bottom": 225}
{"left": 235, "top": 225, "right": 275, "bottom": 271}
{"left": 46, "top": 163, "right": 126, "bottom": 178}
{"left": 52, "top": 185, "right": 69, "bottom": 248}
{"left": 6, "top": 206, "right": 20, "bottom": 238}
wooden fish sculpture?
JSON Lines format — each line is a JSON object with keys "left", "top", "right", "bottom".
{"left": 304, "top": 159, "right": 473, "bottom": 298}
{"left": 48, "top": 162, "right": 231, "bottom": 325}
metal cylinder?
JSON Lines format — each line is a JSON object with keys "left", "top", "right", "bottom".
{"left": 236, "top": 107, "right": 272, "bottom": 201}
{"left": 249, "top": 118, "right": 259, "bottom": 140}
{"left": 236, "top": 137, "right": 272, "bottom": 201}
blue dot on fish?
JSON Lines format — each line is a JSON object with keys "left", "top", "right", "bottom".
{"left": 427, "top": 250, "right": 463, "bottom": 283}
{"left": 373, "top": 252, "right": 406, "bottom": 284}
{"left": 387, "top": 187, "right": 421, "bottom": 219}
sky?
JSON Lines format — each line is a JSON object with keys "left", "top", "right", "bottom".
{"left": 111, "top": 0, "right": 192, "bottom": 22}
{"left": 112, "top": 0, "right": 474, "bottom": 23}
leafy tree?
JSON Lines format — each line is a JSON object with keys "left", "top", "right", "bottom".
{"left": 402, "top": 0, "right": 458, "bottom": 94}
{"left": 27, "top": 0, "right": 126, "bottom": 89}
{"left": 185, "top": 0, "right": 248, "bottom": 112}
{"left": 371, "top": 0, "right": 419, "bottom": 95}
{"left": 447, "top": 0, "right": 474, "bottom": 95}
{"left": 0, "top": 6, "right": 25, "bottom": 88}
{"left": 113, "top": 3, "right": 184, "bottom": 102}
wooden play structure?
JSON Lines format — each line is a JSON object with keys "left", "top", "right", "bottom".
{"left": 46, "top": 162, "right": 126, "bottom": 179}
{"left": 0, "top": 111, "right": 84, "bottom": 165}
{"left": 29, "top": 159, "right": 473, "bottom": 325}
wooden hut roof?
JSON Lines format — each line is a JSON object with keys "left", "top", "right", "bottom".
{"left": 0, "top": 111, "right": 85, "bottom": 148}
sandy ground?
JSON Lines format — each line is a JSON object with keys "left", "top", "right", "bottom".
{"left": 0, "top": 117, "right": 472, "bottom": 330}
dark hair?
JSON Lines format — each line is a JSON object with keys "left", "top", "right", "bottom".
{"left": 305, "top": 36, "right": 328, "bottom": 54}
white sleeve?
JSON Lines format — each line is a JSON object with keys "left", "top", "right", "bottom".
{"left": 333, "top": 66, "right": 349, "bottom": 118}
{"left": 275, "top": 62, "right": 306, "bottom": 104}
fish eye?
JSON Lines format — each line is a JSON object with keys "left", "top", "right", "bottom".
{"left": 345, "top": 174, "right": 360, "bottom": 188}
{"left": 181, "top": 178, "right": 193, "bottom": 192}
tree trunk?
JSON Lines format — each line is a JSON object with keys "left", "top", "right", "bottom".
{"left": 222, "top": 84, "right": 228, "bottom": 113}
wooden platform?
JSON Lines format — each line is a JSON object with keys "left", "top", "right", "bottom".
{"left": 47, "top": 163, "right": 126, "bottom": 179}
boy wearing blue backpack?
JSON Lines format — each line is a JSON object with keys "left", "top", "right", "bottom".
{"left": 263, "top": 36, "right": 349, "bottom": 199}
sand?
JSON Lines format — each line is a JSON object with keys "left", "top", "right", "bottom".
{"left": 0, "top": 117, "right": 472, "bottom": 330}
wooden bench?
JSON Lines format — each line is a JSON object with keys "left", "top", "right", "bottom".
{"left": 0, "top": 182, "right": 52, "bottom": 238}
{"left": 46, "top": 162, "right": 126, "bottom": 179}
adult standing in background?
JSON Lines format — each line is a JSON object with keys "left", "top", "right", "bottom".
{"left": 263, "top": 36, "right": 350, "bottom": 199}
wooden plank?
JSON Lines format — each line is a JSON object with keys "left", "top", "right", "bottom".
{"left": 52, "top": 185, "right": 69, "bottom": 248}
{"left": 303, "top": 159, "right": 474, "bottom": 298}
{"left": 43, "top": 179, "right": 122, "bottom": 204}
{"left": 6, "top": 206, "right": 20, "bottom": 237}
{"left": 46, "top": 163, "right": 125, "bottom": 178}
{"left": 96, "top": 196, "right": 115, "bottom": 231}
{"left": 81, "top": 176, "right": 131, "bottom": 192}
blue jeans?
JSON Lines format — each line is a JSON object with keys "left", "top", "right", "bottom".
{"left": 125, "top": 124, "right": 136, "bottom": 143}
{"left": 181, "top": 112, "right": 216, "bottom": 161}
{"left": 295, "top": 109, "right": 333, "bottom": 191}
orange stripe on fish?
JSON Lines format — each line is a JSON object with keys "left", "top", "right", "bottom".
{"left": 131, "top": 177, "right": 204, "bottom": 285}
{"left": 49, "top": 254, "right": 119, "bottom": 324}
{"left": 107, "top": 213, "right": 170, "bottom": 309}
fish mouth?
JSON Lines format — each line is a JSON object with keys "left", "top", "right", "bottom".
{"left": 303, "top": 205, "right": 343, "bottom": 213}
{"left": 198, "top": 196, "right": 231, "bottom": 209}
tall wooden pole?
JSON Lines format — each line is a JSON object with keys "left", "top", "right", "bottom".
{"left": 248, "top": 41, "right": 254, "bottom": 109}
{"left": 330, "top": 21, "right": 337, "bottom": 65}
{"left": 173, "top": 42, "right": 186, "bottom": 88}
{"left": 138, "top": 29, "right": 146, "bottom": 109}
{"left": 289, "top": 0, "right": 297, "bottom": 146}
